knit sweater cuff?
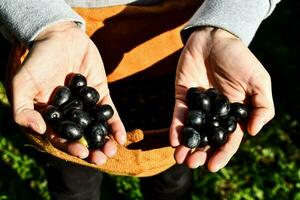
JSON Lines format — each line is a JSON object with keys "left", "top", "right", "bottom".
{"left": 0, "top": 0, "right": 85, "bottom": 47}
{"left": 181, "top": 0, "right": 270, "bottom": 46}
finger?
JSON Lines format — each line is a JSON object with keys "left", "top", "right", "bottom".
{"left": 247, "top": 79, "right": 275, "bottom": 136}
{"left": 98, "top": 94, "right": 127, "bottom": 145}
{"left": 174, "top": 145, "right": 191, "bottom": 164}
{"left": 170, "top": 98, "right": 188, "bottom": 147}
{"left": 12, "top": 72, "right": 46, "bottom": 134}
{"left": 207, "top": 125, "right": 244, "bottom": 172}
{"left": 186, "top": 150, "right": 207, "bottom": 169}
{"left": 101, "top": 139, "right": 117, "bottom": 158}
{"left": 88, "top": 150, "right": 107, "bottom": 165}
{"left": 46, "top": 129, "right": 89, "bottom": 159}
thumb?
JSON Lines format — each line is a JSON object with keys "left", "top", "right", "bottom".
{"left": 247, "top": 76, "right": 275, "bottom": 136}
{"left": 170, "top": 86, "right": 188, "bottom": 147}
{"left": 12, "top": 71, "right": 46, "bottom": 134}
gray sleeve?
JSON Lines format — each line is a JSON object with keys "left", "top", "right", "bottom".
{"left": 181, "top": 0, "right": 281, "bottom": 46}
{"left": 0, "top": 0, "right": 85, "bottom": 47}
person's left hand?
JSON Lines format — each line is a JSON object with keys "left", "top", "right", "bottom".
{"left": 170, "top": 27, "right": 275, "bottom": 172}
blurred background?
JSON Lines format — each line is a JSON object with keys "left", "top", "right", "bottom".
{"left": 0, "top": 0, "right": 299, "bottom": 199}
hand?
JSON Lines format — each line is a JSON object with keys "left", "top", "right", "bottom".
{"left": 170, "top": 27, "right": 275, "bottom": 172}
{"left": 9, "top": 21, "right": 126, "bottom": 165}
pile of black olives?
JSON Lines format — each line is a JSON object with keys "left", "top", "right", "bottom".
{"left": 182, "top": 87, "right": 249, "bottom": 148}
{"left": 43, "top": 73, "right": 114, "bottom": 149}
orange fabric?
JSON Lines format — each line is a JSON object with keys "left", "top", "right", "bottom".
{"left": 8, "top": 0, "right": 202, "bottom": 177}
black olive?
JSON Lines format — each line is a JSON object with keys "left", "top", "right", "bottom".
{"left": 186, "top": 88, "right": 211, "bottom": 112}
{"left": 43, "top": 105, "right": 62, "bottom": 125}
{"left": 69, "top": 109, "right": 93, "bottom": 128}
{"left": 51, "top": 86, "right": 71, "bottom": 107}
{"left": 230, "top": 102, "right": 249, "bottom": 122}
{"left": 185, "top": 110, "right": 206, "bottom": 129}
{"left": 222, "top": 116, "right": 237, "bottom": 133}
{"left": 186, "top": 87, "right": 201, "bottom": 107}
{"left": 62, "top": 99, "right": 83, "bottom": 115}
{"left": 182, "top": 127, "right": 201, "bottom": 149}
{"left": 209, "top": 127, "right": 228, "bottom": 146}
{"left": 206, "top": 116, "right": 221, "bottom": 128}
{"left": 204, "top": 88, "right": 220, "bottom": 102}
{"left": 67, "top": 73, "right": 87, "bottom": 93}
{"left": 86, "top": 123, "right": 107, "bottom": 148}
{"left": 78, "top": 86, "right": 100, "bottom": 106}
{"left": 94, "top": 104, "right": 114, "bottom": 122}
{"left": 213, "top": 94, "right": 230, "bottom": 117}
{"left": 198, "top": 131, "right": 209, "bottom": 148}
{"left": 57, "top": 120, "right": 83, "bottom": 141}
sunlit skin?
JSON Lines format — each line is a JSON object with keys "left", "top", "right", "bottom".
{"left": 170, "top": 27, "right": 275, "bottom": 172}
{"left": 9, "top": 22, "right": 275, "bottom": 170}
{"left": 9, "top": 22, "right": 127, "bottom": 165}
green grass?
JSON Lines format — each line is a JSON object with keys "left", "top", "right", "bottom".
{"left": 0, "top": 1, "right": 299, "bottom": 199}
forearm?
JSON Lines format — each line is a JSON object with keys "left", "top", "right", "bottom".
{"left": 181, "top": 0, "right": 281, "bottom": 46}
{"left": 0, "top": 0, "right": 85, "bottom": 47}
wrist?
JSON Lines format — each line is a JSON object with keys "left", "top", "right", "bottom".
{"left": 35, "top": 21, "right": 79, "bottom": 41}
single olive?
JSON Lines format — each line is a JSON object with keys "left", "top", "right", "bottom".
{"left": 86, "top": 123, "right": 107, "bottom": 148}
{"left": 213, "top": 94, "right": 230, "bottom": 117}
{"left": 43, "top": 105, "right": 62, "bottom": 125}
{"left": 57, "top": 120, "right": 83, "bottom": 141}
{"left": 182, "top": 127, "right": 201, "bottom": 149}
{"left": 78, "top": 86, "right": 100, "bottom": 106}
{"left": 230, "top": 102, "right": 249, "bottom": 122}
{"left": 69, "top": 109, "right": 93, "bottom": 128}
{"left": 186, "top": 87, "right": 202, "bottom": 107}
{"left": 185, "top": 110, "right": 206, "bottom": 129}
{"left": 198, "top": 132, "right": 209, "bottom": 148}
{"left": 62, "top": 99, "right": 83, "bottom": 115}
{"left": 51, "top": 86, "right": 71, "bottom": 107}
{"left": 187, "top": 89, "right": 211, "bottom": 112}
{"left": 94, "top": 104, "right": 114, "bottom": 122}
{"left": 67, "top": 73, "right": 87, "bottom": 92}
{"left": 204, "top": 88, "right": 220, "bottom": 102}
{"left": 222, "top": 116, "right": 237, "bottom": 133}
{"left": 209, "top": 126, "right": 228, "bottom": 146}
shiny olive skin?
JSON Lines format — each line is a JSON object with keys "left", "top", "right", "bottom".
{"left": 182, "top": 127, "right": 201, "bottom": 149}
{"left": 186, "top": 87, "right": 202, "bottom": 107}
{"left": 209, "top": 126, "right": 228, "bottom": 146}
{"left": 230, "top": 102, "right": 249, "bottom": 122}
{"left": 78, "top": 86, "right": 100, "bottom": 106}
{"left": 94, "top": 104, "right": 114, "bottom": 122}
{"left": 213, "top": 94, "right": 230, "bottom": 117}
{"left": 198, "top": 132, "right": 209, "bottom": 148}
{"left": 43, "top": 105, "right": 62, "bottom": 125}
{"left": 69, "top": 109, "right": 93, "bottom": 128}
{"left": 51, "top": 86, "right": 72, "bottom": 107}
{"left": 57, "top": 120, "right": 83, "bottom": 141}
{"left": 185, "top": 110, "right": 206, "bottom": 129}
{"left": 204, "top": 88, "right": 220, "bottom": 103}
{"left": 222, "top": 116, "right": 237, "bottom": 133}
{"left": 62, "top": 99, "right": 83, "bottom": 115}
{"left": 207, "top": 116, "right": 221, "bottom": 128}
{"left": 67, "top": 73, "right": 87, "bottom": 92}
{"left": 86, "top": 123, "right": 107, "bottom": 148}
{"left": 187, "top": 89, "right": 211, "bottom": 112}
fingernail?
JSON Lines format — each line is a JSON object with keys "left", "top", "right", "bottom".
{"left": 79, "top": 150, "right": 89, "bottom": 159}
{"left": 30, "top": 121, "right": 43, "bottom": 134}
{"left": 119, "top": 135, "right": 127, "bottom": 145}
{"left": 254, "top": 120, "right": 266, "bottom": 135}
{"left": 107, "top": 147, "right": 116, "bottom": 158}
{"left": 94, "top": 157, "right": 106, "bottom": 165}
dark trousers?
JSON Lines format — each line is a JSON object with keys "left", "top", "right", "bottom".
{"left": 45, "top": 155, "right": 192, "bottom": 200}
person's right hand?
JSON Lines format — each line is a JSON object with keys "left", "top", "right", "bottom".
{"left": 9, "top": 21, "right": 126, "bottom": 165}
